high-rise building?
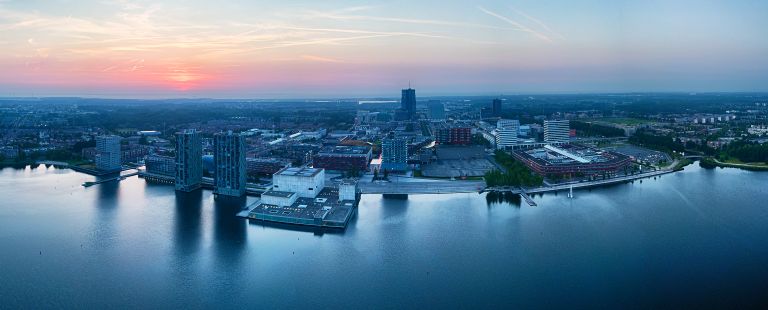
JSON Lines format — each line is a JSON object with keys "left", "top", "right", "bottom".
{"left": 214, "top": 131, "right": 246, "bottom": 197}
{"left": 428, "top": 100, "right": 445, "bottom": 120}
{"left": 175, "top": 129, "right": 202, "bottom": 192}
{"left": 381, "top": 132, "right": 408, "bottom": 171}
{"left": 95, "top": 135, "right": 122, "bottom": 171}
{"left": 544, "top": 120, "right": 570, "bottom": 144}
{"left": 492, "top": 98, "right": 502, "bottom": 116}
{"left": 401, "top": 88, "right": 416, "bottom": 120}
{"left": 495, "top": 119, "right": 520, "bottom": 149}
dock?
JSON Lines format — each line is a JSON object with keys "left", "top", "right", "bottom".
{"left": 519, "top": 189, "right": 537, "bottom": 206}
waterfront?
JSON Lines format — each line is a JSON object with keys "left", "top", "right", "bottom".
{"left": 1, "top": 164, "right": 768, "bottom": 308}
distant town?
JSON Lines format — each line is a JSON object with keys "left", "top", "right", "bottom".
{"left": 1, "top": 91, "right": 767, "bottom": 226}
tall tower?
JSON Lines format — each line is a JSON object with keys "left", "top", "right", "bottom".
{"left": 214, "top": 131, "right": 246, "bottom": 197}
{"left": 175, "top": 129, "right": 202, "bottom": 192}
{"left": 401, "top": 87, "right": 416, "bottom": 120}
{"left": 95, "top": 135, "right": 122, "bottom": 172}
{"left": 492, "top": 98, "right": 502, "bottom": 117}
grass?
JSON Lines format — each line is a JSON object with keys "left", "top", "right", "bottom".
{"left": 721, "top": 158, "right": 768, "bottom": 167}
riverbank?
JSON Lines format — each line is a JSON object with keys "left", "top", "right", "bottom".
{"left": 701, "top": 157, "right": 768, "bottom": 171}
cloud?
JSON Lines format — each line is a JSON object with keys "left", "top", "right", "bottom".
{"left": 477, "top": 6, "right": 553, "bottom": 43}
{"left": 508, "top": 6, "right": 566, "bottom": 40}
{"left": 301, "top": 55, "right": 343, "bottom": 63}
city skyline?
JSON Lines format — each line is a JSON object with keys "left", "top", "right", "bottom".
{"left": 1, "top": 0, "right": 767, "bottom": 98}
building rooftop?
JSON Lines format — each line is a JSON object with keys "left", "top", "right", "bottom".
{"left": 317, "top": 145, "right": 372, "bottom": 155}
{"left": 248, "top": 187, "right": 357, "bottom": 228}
{"left": 261, "top": 190, "right": 296, "bottom": 198}
{"left": 275, "top": 166, "right": 323, "bottom": 177}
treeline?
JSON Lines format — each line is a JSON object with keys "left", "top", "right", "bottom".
{"left": 628, "top": 131, "right": 684, "bottom": 153}
{"left": 571, "top": 121, "right": 625, "bottom": 137}
{"left": 718, "top": 141, "right": 768, "bottom": 163}
{"left": 485, "top": 150, "right": 543, "bottom": 187}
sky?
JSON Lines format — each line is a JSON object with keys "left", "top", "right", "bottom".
{"left": 0, "top": 0, "right": 766, "bottom": 98}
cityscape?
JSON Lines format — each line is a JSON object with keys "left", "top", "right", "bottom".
{"left": 2, "top": 0, "right": 768, "bottom": 308}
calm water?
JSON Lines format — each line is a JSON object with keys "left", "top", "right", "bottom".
{"left": 1, "top": 164, "right": 767, "bottom": 308}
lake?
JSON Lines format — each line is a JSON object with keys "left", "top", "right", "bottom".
{"left": 1, "top": 163, "right": 767, "bottom": 308}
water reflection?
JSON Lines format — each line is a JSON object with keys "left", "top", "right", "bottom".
{"left": 173, "top": 190, "right": 203, "bottom": 256}
{"left": 485, "top": 191, "right": 522, "bottom": 207}
{"left": 212, "top": 195, "right": 247, "bottom": 265}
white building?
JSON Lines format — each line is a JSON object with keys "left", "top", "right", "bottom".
{"left": 544, "top": 120, "right": 570, "bottom": 144}
{"left": 495, "top": 119, "right": 520, "bottom": 149}
{"left": 175, "top": 129, "right": 202, "bottom": 192}
{"left": 339, "top": 179, "right": 358, "bottom": 201}
{"left": 272, "top": 167, "right": 325, "bottom": 198}
{"left": 214, "top": 131, "right": 246, "bottom": 197}
{"left": 95, "top": 135, "right": 121, "bottom": 171}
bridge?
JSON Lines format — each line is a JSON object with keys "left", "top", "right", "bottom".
{"left": 82, "top": 171, "right": 139, "bottom": 187}
{"left": 485, "top": 168, "right": 675, "bottom": 195}
{"left": 359, "top": 180, "right": 485, "bottom": 195}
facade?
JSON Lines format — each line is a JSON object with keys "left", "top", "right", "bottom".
{"left": 381, "top": 133, "right": 409, "bottom": 171}
{"left": 175, "top": 129, "right": 202, "bottom": 192}
{"left": 214, "top": 131, "right": 246, "bottom": 197}
{"left": 313, "top": 145, "right": 372, "bottom": 172}
{"left": 428, "top": 100, "right": 446, "bottom": 120}
{"left": 492, "top": 98, "right": 502, "bottom": 117}
{"left": 544, "top": 120, "right": 570, "bottom": 144}
{"left": 246, "top": 158, "right": 290, "bottom": 175}
{"left": 436, "top": 124, "right": 472, "bottom": 145}
{"left": 495, "top": 119, "right": 520, "bottom": 149}
{"left": 95, "top": 135, "right": 122, "bottom": 171}
{"left": 401, "top": 88, "right": 416, "bottom": 120}
{"left": 145, "top": 154, "right": 175, "bottom": 177}
{"left": 272, "top": 167, "right": 325, "bottom": 198}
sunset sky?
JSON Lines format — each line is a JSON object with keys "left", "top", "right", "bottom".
{"left": 0, "top": 0, "right": 766, "bottom": 98}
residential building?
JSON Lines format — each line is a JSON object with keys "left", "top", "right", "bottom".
{"left": 95, "top": 135, "right": 121, "bottom": 171}
{"left": 145, "top": 154, "right": 175, "bottom": 177}
{"left": 381, "top": 132, "right": 409, "bottom": 171}
{"left": 175, "top": 129, "right": 202, "bottom": 192}
{"left": 435, "top": 123, "right": 472, "bottom": 145}
{"left": 214, "top": 131, "right": 246, "bottom": 197}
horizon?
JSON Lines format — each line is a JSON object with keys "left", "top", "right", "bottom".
{"left": 1, "top": 1, "right": 767, "bottom": 98}
{"left": 2, "top": 90, "right": 768, "bottom": 102}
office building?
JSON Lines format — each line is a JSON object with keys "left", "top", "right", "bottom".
{"left": 214, "top": 131, "right": 246, "bottom": 197}
{"left": 381, "top": 132, "right": 409, "bottom": 171}
{"left": 544, "top": 120, "right": 570, "bottom": 144}
{"left": 95, "top": 135, "right": 122, "bottom": 171}
{"left": 492, "top": 98, "right": 502, "bottom": 117}
{"left": 428, "top": 100, "right": 446, "bottom": 120}
{"left": 401, "top": 88, "right": 416, "bottom": 120}
{"left": 495, "top": 119, "right": 520, "bottom": 149}
{"left": 175, "top": 129, "right": 202, "bottom": 192}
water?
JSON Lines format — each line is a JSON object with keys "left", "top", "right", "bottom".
{"left": 1, "top": 164, "right": 767, "bottom": 308}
